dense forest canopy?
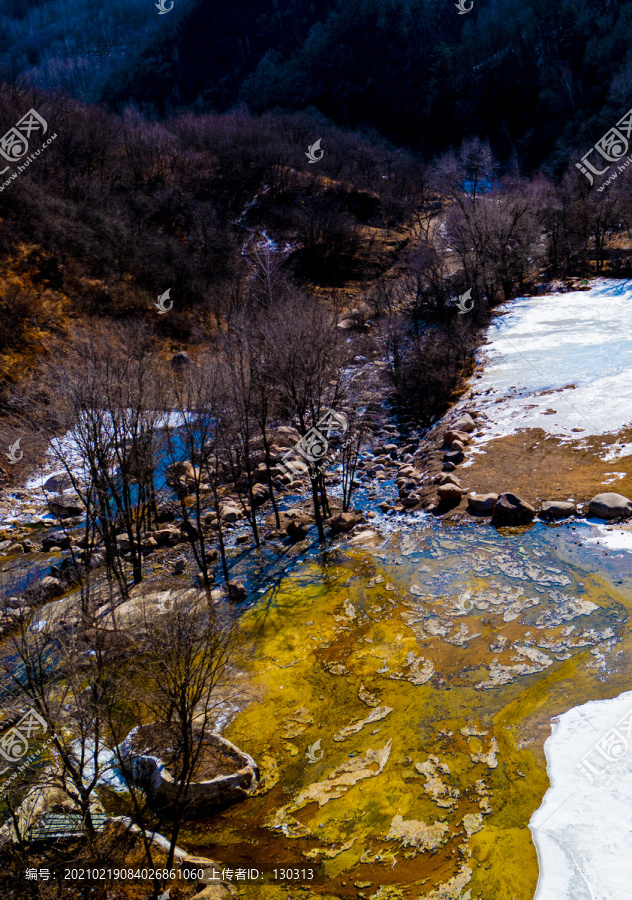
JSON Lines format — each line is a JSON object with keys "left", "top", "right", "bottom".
{"left": 0, "top": 0, "right": 630, "bottom": 172}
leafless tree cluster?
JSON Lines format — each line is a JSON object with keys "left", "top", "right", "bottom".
{"left": 0, "top": 587, "right": 235, "bottom": 897}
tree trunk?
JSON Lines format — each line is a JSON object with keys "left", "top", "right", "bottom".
{"left": 310, "top": 471, "right": 325, "bottom": 542}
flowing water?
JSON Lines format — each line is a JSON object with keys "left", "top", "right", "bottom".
{"left": 176, "top": 280, "right": 632, "bottom": 899}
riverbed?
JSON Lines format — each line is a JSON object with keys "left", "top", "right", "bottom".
{"left": 180, "top": 280, "right": 632, "bottom": 900}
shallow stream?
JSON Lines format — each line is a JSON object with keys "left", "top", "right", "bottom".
{"left": 181, "top": 280, "right": 632, "bottom": 899}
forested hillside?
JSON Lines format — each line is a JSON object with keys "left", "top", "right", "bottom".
{"left": 1, "top": 0, "right": 630, "bottom": 171}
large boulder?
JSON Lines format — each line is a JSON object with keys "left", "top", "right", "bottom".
{"left": 286, "top": 518, "right": 309, "bottom": 541}
{"left": 59, "top": 558, "right": 82, "bottom": 585}
{"left": 588, "top": 493, "right": 632, "bottom": 520}
{"left": 451, "top": 413, "right": 476, "bottom": 434}
{"left": 227, "top": 581, "right": 247, "bottom": 603}
{"left": 438, "top": 473, "right": 462, "bottom": 487}
{"left": 437, "top": 484, "right": 465, "bottom": 502}
{"left": 43, "top": 472, "right": 73, "bottom": 493}
{"left": 467, "top": 493, "right": 498, "bottom": 515}
{"left": 330, "top": 511, "right": 363, "bottom": 533}
{"left": 443, "top": 430, "right": 471, "bottom": 448}
{"left": 165, "top": 461, "right": 197, "bottom": 487}
{"left": 155, "top": 506, "right": 177, "bottom": 524}
{"left": 250, "top": 483, "right": 269, "bottom": 508}
{"left": 219, "top": 504, "right": 242, "bottom": 524}
{"left": 48, "top": 496, "right": 83, "bottom": 519}
{"left": 120, "top": 726, "right": 259, "bottom": 815}
{"left": 39, "top": 575, "right": 64, "bottom": 597}
{"left": 42, "top": 531, "right": 71, "bottom": 552}
{"left": 540, "top": 500, "right": 577, "bottom": 521}
{"left": 171, "top": 351, "right": 191, "bottom": 369}
{"left": 491, "top": 492, "right": 536, "bottom": 526}
{"left": 253, "top": 462, "right": 270, "bottom": 484}
{"left": 273, "top": 425, "right": 301, "bottom": 448}
{"left": 152, "top": 525, "right": 182, "bottom": 547}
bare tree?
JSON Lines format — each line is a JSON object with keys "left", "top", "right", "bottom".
{"left": 121, "top": 592, "right": 235, "bottom": 870}
{"left": 163, "top": 356, "right": 228, "bottom": 593}
{"left": 0, "top": 600, "right": 116, "bottom": 844}
{"left": 50, "top": 325, "right": 163, "bottom": 597}
{"left": 265, "top": 291, "right": 350, "bottom": 540}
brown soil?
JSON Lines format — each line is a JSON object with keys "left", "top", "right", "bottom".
{"left": 417, "top": 423, "right": 632, "bottom": 518}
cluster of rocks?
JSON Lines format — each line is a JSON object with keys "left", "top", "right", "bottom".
{"left": 432, "top": 413, "right": 632, "bottom": 525}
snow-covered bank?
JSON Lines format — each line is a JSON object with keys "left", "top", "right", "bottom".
{"left": 530, "top": 690, "right": 632, "bottom": 900}
{"left": 470, "top": 279, "right": 632, "bottom": 446}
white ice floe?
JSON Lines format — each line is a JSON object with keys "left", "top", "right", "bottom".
{"left": 530, "top": 690, "right": 632, "bottom": 899}
{"left": 584, "top": 523, "right": 632, "bottom": 552}
{"left": 467, "top": 279, "right": 632, "bottom": 444}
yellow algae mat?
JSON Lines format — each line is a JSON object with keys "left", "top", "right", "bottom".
{"left": 184, "top": 524, "right": 632, "bottom": 900}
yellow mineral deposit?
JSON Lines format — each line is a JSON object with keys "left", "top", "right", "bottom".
{"left": 186, "top": 528, "right": 632, "bottom": 900}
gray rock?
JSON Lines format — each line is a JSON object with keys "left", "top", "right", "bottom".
{"left": 467, "top": 493, "right": 498, "bottom": 515}
{"left": 43, "top": 472, "right": 73, "bottom": 493}
{"left": 444, "top": 450, "right": 464, "bottom": 465}
{"left": 442, "top": 461, "right": 457, "bottom": 472}
{"left": 152, "top": 525, "right": 182, "bottom": 547}
{"left": 165, "top": 460, "right": 198, "bottom": 489}
{"left": 330, "top": 511, "right": 363, "bottom": 533}
{"left": 42, "top": 531, "right": 71, "bottom": 552}
{"left": 451, "top": 413, "right": 476, "bottom": 433}
{"left": 286, "top": 519, "right": 309, "bottom": 541}
{"left": 228, "top": 581, "right": 248, "bottom": 603}
{"left": 219, "top": 504, "right": 242, "bottom": 524}
{"left": 273, "top": 425, "right": 301, "bottom": 448}
{"left": 588, "top": 493, "right": 632, "bottom": 520}
{"left": 59, "top": 558, "right": 82, "bottom": 584}
{"left": 48, "top": 497, "right": 83, "bottom": 519}
{"left": 250, "top": 483, "right": 269, "bottom": 508}
{"left": 491, "top": 492, "right": 536, "bottom": 526}
{"left": 39, "top": 575, "right": 63, "bottom": 597}
{"left": 437, "top": 484, "right": 464, "bottom": 502}
{"left": 155, "top": 507, "right": 177, "bottom": 523}
{"left": 540, "top": 500, "right": 577, "bottom": 521}
{"left": 443, "top": 429, "right": 471, "bottom": 447}
{"left": 173, "top": 558, "right": 186, "bottom": 575}
{"left": 438, "top": 473, "right": 461, "bottom": 487}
